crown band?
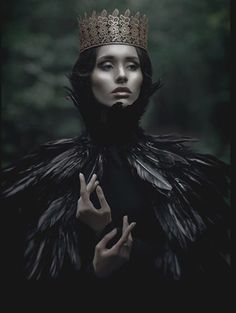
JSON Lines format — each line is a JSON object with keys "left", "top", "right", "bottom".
{"left": 78, "top": 9, "right": 148, "bottom": 53}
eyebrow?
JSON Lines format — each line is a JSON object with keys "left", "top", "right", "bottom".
{"left": 97, "top": 55, "right": 140, "bottom": 62}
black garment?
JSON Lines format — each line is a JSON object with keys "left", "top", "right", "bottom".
{"left": 2, "top": 93, "right": 230, "bottom": 286}
{"left": 2, "top": 129, "right": 230, "bottom": 284}
{"left": 80, "top": 144, "right": 166, "bottom": 282}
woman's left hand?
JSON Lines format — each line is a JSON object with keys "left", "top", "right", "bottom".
{"left": 76, "top": 173, "right": 112, "bottom": 232}
{"left": 92, "top": 215, "right": 136, "bottom": 278}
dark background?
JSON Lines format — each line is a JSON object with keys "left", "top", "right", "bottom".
{"left": 1, "top": 0, "right": 230, "bottom": 167}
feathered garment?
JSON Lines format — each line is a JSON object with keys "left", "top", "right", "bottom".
{"left": 1, "top": 89, "right": 230, "bottom": 281}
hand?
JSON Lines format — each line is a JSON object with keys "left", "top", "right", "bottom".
{"left": 76, "top": 173, "right": 112, "bottom": 232}
{"left": 93, "top": 215, "right": 136, "bottom": 278}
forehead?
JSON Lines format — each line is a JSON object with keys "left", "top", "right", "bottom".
{"left": 96, "top": 45, "right": 139, "bottom": 60}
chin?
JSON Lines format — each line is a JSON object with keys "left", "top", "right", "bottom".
{"left": 112, "top": 101, "right": 133, "bottom": 108}
{"left": 122, "top": 103, "right": 133, "bottom": 108}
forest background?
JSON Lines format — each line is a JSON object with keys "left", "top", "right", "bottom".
{"left": 2, "top": 0, "right": 230, "bottom": 167}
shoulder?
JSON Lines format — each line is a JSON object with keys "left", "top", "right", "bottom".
{"left": 142, "top": 132, "right": 229, "bottom": 173}
{"left": 130, "top": 132, "right": 230, "bottom": 250}
{"left": 2, "top": 133, "right": 91, "bottom": 199}
{"left": 3, "top": 133, "right": 91, "bottom": 171}
{"left": 127, "top": 131, "right": 229, "bottom": 199}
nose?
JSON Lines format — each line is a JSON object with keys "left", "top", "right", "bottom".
{"left": 115, "top": 65, "right": 128, "bottom": 84}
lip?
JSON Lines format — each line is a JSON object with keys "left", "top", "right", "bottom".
{"left": 111, "top": 87, "right": 131, "bottom": 94}
{"left": 113, "top": 94, "right": 130, "bottom": 99}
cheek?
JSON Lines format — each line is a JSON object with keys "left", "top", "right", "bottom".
{"left": 133, "top": 73, "right": 143, "bottom": 91}
{"left": 138, "top": 76, "right": 143, "bottom": 88}
{"left": 91, "top": 72, "right": 109, "bottom": 91}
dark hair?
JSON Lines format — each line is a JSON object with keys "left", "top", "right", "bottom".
{"left": 69, "top": 45, "right": 157, "bottom": 103}
{"left": 67, "top": 46, "right": 161, "bottom": 135}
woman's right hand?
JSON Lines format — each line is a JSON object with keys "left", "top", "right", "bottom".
{"left": 93, "top": 215, "right": 136, "bottom": 278}
{"left": 76, "top": 173, "right": 112, "bottom": 232}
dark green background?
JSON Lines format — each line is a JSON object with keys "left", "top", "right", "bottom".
{"left": 2, "top": 0, "right": 230, "bottom": 167}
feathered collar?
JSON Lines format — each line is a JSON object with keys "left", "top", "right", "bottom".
{"left": 67, "top": 79, "right": 161, "bottom": 144}
{"left": 2, "top": 129, "right": 229, "bottom": 279}
{"left": 3, "top": 130, "right": 229, "bottom": 237}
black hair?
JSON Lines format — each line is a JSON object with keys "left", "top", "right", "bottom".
{"left": 67, "top": 45, "right": 162, "bottom": 141}
{"left": 69, "top": 45, "right": 159, "bottom": 104}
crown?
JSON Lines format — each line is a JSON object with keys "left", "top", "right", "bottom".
{"left": 78, "top": 9, "right": 148, "bottom": 53}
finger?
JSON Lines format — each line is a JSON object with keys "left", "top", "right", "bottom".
{"left": 129, "top": 229, "right": 133, "bottom": 241}
{"left": 114, "top": 222, "right": 136, "bottom": 251}
{"left": 79, "top": 173, "right": 89, "bottom": 201}
{"left": 122, "top": 215, "right": 129, "bottom": 233}
{"left": 90, "top": 180, "right": 99, "bottom": 194}
{"left": 126, "top": 216, "right": 133, "bottom": 241}
{"left": 86, "top": 174, "right": 97, "bottom": 193}
{"left": 96, "top": 186, "right": 110, "bottom": 212}
{"left": 122, "top": 216, "right": 133, "bottom": 241}
{"left": 96, "top": 228, "right": 117, "bottom": 250}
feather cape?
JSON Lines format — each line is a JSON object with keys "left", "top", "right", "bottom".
{"left": 2, "top": 130, "right": 230, "bottom": 279}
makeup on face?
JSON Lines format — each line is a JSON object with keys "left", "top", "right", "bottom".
{"left": 91, "top": 45, "right": 143, "bottom": 107}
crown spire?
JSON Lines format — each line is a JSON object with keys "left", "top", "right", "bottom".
{"left": 78, "top": 9, "right": 148, "bottom": 53}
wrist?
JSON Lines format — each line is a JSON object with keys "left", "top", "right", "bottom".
{"left": 95, "top": 220, "right": 115, "bottom": 238}
{"left": 92, "top": 260, "right": 108, "bottom": 279}
{"left": 96, "top": 214, "right": 112, "bottom": 230}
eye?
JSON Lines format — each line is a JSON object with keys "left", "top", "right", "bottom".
{"left": 97, "top": 62, "right": 113, "bottom": 71}
{"left": 127, "top": 63, "right": 140, "bottom": 71}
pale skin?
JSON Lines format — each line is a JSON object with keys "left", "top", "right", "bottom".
{"left": 91, "top": 45, "right": 143, "bottom": 107}
{"left": 93, "top": 215, "right": 136, "bottom": 278}
{"left": 76, "top": 173, "right": 136, "bottom": 278}
{"left": 76, "top": 44, "right": 141, "bottom": 277}
{"left": 76, "top": 173, "right": 112, "bottom": 232}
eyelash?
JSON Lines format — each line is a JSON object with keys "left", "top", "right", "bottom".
{"left": 98, "top": 62, "right": 140, "bottom": 71}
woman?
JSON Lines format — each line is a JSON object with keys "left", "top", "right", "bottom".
{"left": 2, "top": 9, "right": 230, "bottom": 285}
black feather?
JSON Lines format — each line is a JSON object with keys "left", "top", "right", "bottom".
{"left": 2, "top": 128, "right": 230, "bottom": 279}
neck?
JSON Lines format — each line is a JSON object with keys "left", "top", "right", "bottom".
{"left": 68, "top": 84, "right": 160, "bottom": 145}
{"left": 85, "top": 99, "right": 147, "bottom": 144}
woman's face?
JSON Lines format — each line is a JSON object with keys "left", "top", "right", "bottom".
{"left": 91, "top": 45, "right": 143, "bottom": 107}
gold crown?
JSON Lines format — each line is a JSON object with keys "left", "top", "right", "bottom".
{"left": 78, "top": 9, "right": 148, "bottom": 53}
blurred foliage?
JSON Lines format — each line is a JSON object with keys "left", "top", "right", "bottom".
{"left": 2, "top": 0, "right": 230, "bottom": 167}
